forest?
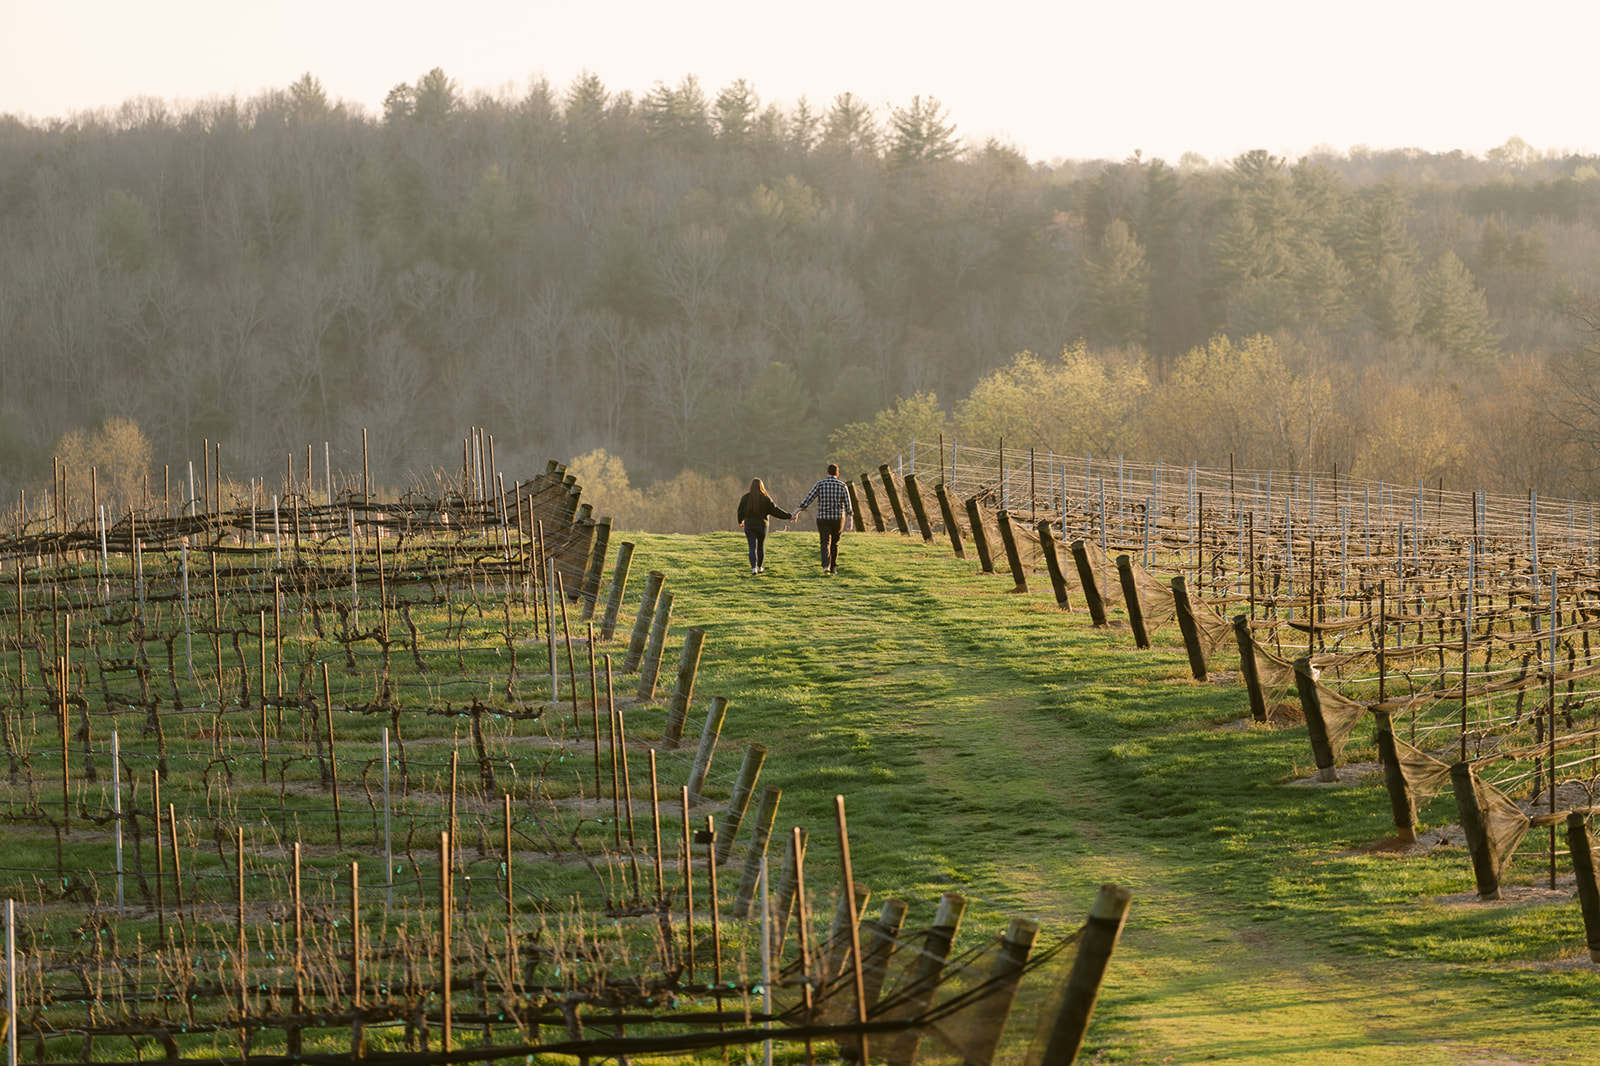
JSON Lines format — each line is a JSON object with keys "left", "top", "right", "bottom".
{"left": 5, "top": 68, "right": 1600, "bottom": 526}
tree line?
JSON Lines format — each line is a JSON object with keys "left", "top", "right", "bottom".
{"left": 3, "top": 69, "right": 1600, "bottom": 523}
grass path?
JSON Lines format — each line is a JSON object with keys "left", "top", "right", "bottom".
{"left": 621, "top": 529, "right": 1597, "bottom": 1063}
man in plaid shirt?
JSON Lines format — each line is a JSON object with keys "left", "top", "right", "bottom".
{"left": 795, "top": 464, "right": 853, "bottom": 574}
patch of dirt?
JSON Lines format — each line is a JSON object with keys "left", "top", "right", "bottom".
{"left": 1342, "top": 824, "right": 1463, "bottom": 857}
{"left": 1436, "top": 876, "right": 1576, "bottom": 908}
{"left": 1216, "top": 703, "right": 1303, "bottom": 732}
{"left": 1287, "top": 760, "right": 1382, "bottom": 787}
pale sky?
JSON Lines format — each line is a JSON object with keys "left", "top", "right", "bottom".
{"left": 4, "top": 0, "right": 1596, "bottom": 165}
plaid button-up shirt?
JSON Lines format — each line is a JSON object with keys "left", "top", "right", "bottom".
{"left": 798, "top": 476, "right": 852, "bottom": 521}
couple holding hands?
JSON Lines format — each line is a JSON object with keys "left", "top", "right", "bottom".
{"left": 737, "top": 465, "right": 854, "bottom": 576}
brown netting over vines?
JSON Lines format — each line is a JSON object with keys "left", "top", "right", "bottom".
{"left": 1308, "top": 676, "right": 1370, "bottom": 759}
{"left": 1390, "top": 735, "right": 1456, "bottom": 815}
{"left": 1475, "top": 772, "right": 1535, "bottom": 880}
{"left": 1249, "top": 636, "right": 1299, "bottom": 708}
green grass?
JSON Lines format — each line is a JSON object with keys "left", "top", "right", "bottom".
{"left": 621, "top": 528, "right": 1600, "bottom": 1063}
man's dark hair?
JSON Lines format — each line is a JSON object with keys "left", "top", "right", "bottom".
{"left": 826, "top": 463, "right": 839, "bottom": 476}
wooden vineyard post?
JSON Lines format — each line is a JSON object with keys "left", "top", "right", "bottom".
{"left": 324, "top": 664, "right": 342, "bottom": 845}
{"left": 1171, "top": 576, "right": 1208, "bottom": 681}
{"left": 623, "top": 571, "right": 665, "bottom": 672}
{"left": 858, "top": 474, "right": 886, "bottom": 532}
{"left": 650, "top": 750, "right": 665, "bottom": 899}
{"left": 731, "top": 785, "right": 782, "bottom": 918}
{"left": 714, "top": 744, "right": 768, "bottom": 864}
{"left": 1039, "top": 884, "right": 1132, "bottom": 1066}
{"left": 1373, "top": 712, "right": 1417, "bottom": 844}
{"left": 598, "top": 542, "right": 635, "bottom": 641}
{"left": 236, "top": 828, "right": 247, "bottom": 1016}
{"left": 704, "top": 816, "right": 724, "bottom": 996}
{"left": 439, "top": 830, "right": 453, "bottom": 1053}
{"left": 963, "top": 918, "right": 1040, "bottom": 1066}
{"left": 1565, "top": 812, "right": 1600, "bottom": 962}
{"left": 834, "top": 796, "right": 870, "bottom": 1065}
{"left": 903, "top": 473, "right": 935, "bottom": 542}
{"left": 350, "top": 860, "right": 364, "bottom": 1058}
{"left": 965, "top": 498, "right": 995, "bottom": 574}
{"left": 289, "top": 842, "right": 304, "bottom": 1056}
{"left": 58, "top": 657, "right": 69, "bottom": 830}
{"left": 687, "top": 696, "right": 730, "bottom": 799}
{"left": 835, "top": 897, "right": 908, "bottom": 1062}
{"left": 878, "top": 465, "right": 910, "bottom": 534}
{"left": 1293, "top": 657, "right": 1339, "bottom": 782}
{"left": 635, "top": 590, "right": 675, "bottom": 700}
{"left": 258, "top": 611, "right": 269, "bottom": 776}
{"left": 935, "top": 482, "right": 966, "bottom": 558}
{"left": 578, "top": 516, "right": 611, "bottom": 622}
{"left": 502, "top": 793, "right": 515, "bottom": 936}
{"left": 1036, "top": 520, "right": 1072, "bottom": 610}
{"left": 882, "top": 892, "right": 966, "bottom": 1066}
{"left": 846, "top": 482, "right": 865, "bottom": 532}
{"left": 168, "top": 804, "right": 187, "bottom": 930}
{"left": 859, "top": 897, "right": 908, "bottom": 1012}
{"left": 567, "top": 510, "right": 597, "bottom": 601}
{"left": 996, "top": 511, "right": 1028, "bottom": 592}
{"left": 1449, "top": 762, "right": 1502, "bottom": 900}
{"left": 14, "top": 562, "right": 24, "bottom": 722}
{"left": 824, "top": 874, "right": 870, "bottom": 985}
{"left": 153, "top": 770, "right": 165, "bottom": 949}
{"left": 682, "top": 786, "right": 695, "bottom": 980}
{"left": 1232, "top": 615, "right": 1268, "bottom": 722}
{"left": 773, "top": 827, "right": 809, "bottom": 956}
{"left": 1069, "top": 540, "right": 1107, "bottom": 626}
{"left": 1116, "top": 555, "right": 1150, "bottom": 648}
{"left": 664, "top": 626, "right": 706, "bottom": 745}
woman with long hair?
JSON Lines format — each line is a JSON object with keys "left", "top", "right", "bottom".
{"left": 736, "top": 477, "right": 793, "bottom": 575}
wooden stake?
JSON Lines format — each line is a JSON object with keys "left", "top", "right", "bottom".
{"left": 236, "top": 827, "right": 246, "bottom": 1014}
{"left": 649, "top": 750, "right": 664, "bottom": 899}
{"left": 153, "top": 769, "right": 164, "bottom": 948}
{"left": 324, "top": 664, "right": 342, "bottom": 846}
{"left": 682, "top": 785, "right": 695, "bottom": 981}
{"left": 351, "top": 859, "right": 364, "bottom": 1057}
{"left": 834, "top": 795, "right": 870, "bottom": 1064}
{"left": 440, "top": 830, "right": 452, "bottom": 1053}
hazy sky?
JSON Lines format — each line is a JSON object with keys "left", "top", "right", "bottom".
{"left": 5, "top": 0, "right": 1596, "bottom": 164}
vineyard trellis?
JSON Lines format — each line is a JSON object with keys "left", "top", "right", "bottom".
{"left": 0, "top": 433, "right": 1130, "bottom": 1066}
{"left": 887, "top": 439, "right": 1600, "bottom": 940}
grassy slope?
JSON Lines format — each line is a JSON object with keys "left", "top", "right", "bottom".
{"left": 628, "top": 527, "right": 1598, "bottom": 1064}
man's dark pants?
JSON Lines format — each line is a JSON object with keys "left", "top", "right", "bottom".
{"left": 817, "top": 518, "right": 842, "bottom": 571}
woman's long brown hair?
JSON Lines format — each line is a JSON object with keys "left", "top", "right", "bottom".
{"left": 748, "top": 477, "right": 769, "bottom": 504}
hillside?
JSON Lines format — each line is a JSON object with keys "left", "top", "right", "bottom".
{"left": 7, "top": 78, "right": 1600, "bottom": 504}
{"left": 634, "top": 527, "right": 1599, "bottom": 1062}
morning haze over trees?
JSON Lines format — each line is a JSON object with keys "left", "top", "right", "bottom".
{"left": 5, "top": 68, "right": 1600, "bottom": 529}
